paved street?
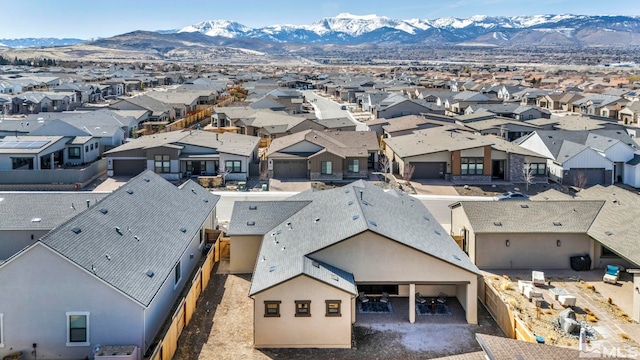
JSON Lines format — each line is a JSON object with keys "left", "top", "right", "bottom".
{"left": 303, "top": 90, "right": 369, "bottom": 131}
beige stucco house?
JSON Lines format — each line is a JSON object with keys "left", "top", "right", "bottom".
{"left": 228, "top": 181, "right": 480, "bottom": 348}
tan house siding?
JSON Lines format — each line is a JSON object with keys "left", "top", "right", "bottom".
{"left": 309, "top": 152, "right": 343, "bottom": 180}
{"left": 229, "top": 235, "right": 263, "bottom": 274}
{"left": 310, "top": 231, "right": 478, "bottom": 324}
{"left": 450, "top": 205, "right": 476, "bottom": 262}
{"left": 474, "top": 233, "right": 593, "bottom": 269}
{"left": 253, "top": 275, "right": 353, "bottom": 348}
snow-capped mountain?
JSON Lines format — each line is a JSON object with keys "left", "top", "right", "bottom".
{"left": 172, "top": 13, "right": 640, "bottom": 46}
{"left": 178, "top": 20, "right": 250, "bottom": 38}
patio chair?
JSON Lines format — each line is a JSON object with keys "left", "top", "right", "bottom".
{"left": 358, "top": 291, "right": 370, "bottom": 303}
{"left": 532, "top": 271, "right": 546, "bottom": 287}
{"left": 415, "top": 292, "right": 427, "bottom": 304}
{"left": 603, "top": 265, "right": 620, "bottom": 285}
{"left": 436, "top": 292, "right": 447, "bottom": 304}
{"left": 379, "top": 292, "right": 390, "bottom": 304}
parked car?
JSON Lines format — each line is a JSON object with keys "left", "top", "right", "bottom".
{"left": 495, "top": 191, "right": 529, "bottom": 201}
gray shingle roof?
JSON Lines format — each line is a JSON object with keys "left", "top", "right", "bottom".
{"left": 227, "top": 201, "right": 311, "bottom": 236}
{"left": 475, "top": 334, "right": 582, "bottom": 360}
{"left": 453, "top": 200, "right": 604, "bottom": 233}
{"left": 248, "top": 181, "right": 479, "bottom": 296}
{"left": 39, "top": 170, "right": 220, "bottom": 306}
{"left": 267, "top": 130, "right": 379, "bottom": 158}
{"left": 0, "top": 192, "right": 107, "bottom": 230}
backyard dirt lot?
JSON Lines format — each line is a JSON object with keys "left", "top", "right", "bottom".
{"left": 173, "top": 262, "right": 504, "bottom": 360}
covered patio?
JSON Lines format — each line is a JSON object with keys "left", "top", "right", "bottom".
{"left": 355, "top": 295, "right": 468, "bottom": 325}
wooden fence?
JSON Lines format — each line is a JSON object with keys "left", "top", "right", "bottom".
{"left": 147, "top": 232, "right": 220, "bottom": 360}
{"left": 164, "top": 107, "right": 212, "bottom": 132}
{"left": 478, "top": 277, "right": 536, "bottom": 342}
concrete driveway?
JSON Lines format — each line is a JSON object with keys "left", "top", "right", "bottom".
{"left": 92, "top": 176, "right": 131, "bottom": 192}
{"left": 410, "top": 180, "right": 459, "bottom": 196}
{"left": 268, "top": 178, "right": 312, "bottom": 192}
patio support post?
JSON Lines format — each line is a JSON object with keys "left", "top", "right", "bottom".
{"left": 409, "top": 283, "right": 416, "bottom": 324}
{"left": 50, "top": 153, "right": 55, "bottom": 169}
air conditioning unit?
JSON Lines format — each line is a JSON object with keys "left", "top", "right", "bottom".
{"left": 94, "top": 345, "right": 138, "bottom": 360}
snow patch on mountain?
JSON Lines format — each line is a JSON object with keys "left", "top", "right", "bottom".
{"left": 178, "top": 20, "right": 251, "bottom": 37}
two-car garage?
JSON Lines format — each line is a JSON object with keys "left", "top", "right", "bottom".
{"left": 411, "top": 162, "right": 446, "bottom": 179}
{"left": 111, "top": 159, "right": 147, "bottom": 176}
{"left": 272, "top": 159, "right": 308, "bottom": 178}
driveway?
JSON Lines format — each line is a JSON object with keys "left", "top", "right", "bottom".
{"left": 174, "top": 261, "right": 503, "bottom": 360}
{"left": 92, "top": 176, "right": 131, "bottom": 192}
{"left": 303, "top": 90, "right": 369, "bottom": 131}
{"left": 268, "top": 178, "right": 312, "bottom": 192}
{"left": 410, "top": 180, "right": 460, "bottom": 196}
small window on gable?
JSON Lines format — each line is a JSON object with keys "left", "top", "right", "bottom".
{"left": 174, "top": 261, "right": 181, "bottom": 286}
{"left": 295, "top": 300, "right": 311, "bottom": 317}
{"left": 325, "top": 300, "right": 341, "bottom": 317}
{"left": 264, "top": 301, "right": 281, "bottom": 317}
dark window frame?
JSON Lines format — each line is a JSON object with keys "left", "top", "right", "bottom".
{"left": 295, "top": 300, "right": 311, "bottom": 317}
{"left": 155, "top": 154, "right": 170, "bottom": 173}
{"left": 174, "top": 261, "right": 181, "bottom": 285}
{"left": 461, "top": 157, "right": 484, "bottom": 175}
{"left": 325, "top": 300, "right": 342, "bottom": 317}
{"left": 68, "top": 147, "right": 81, "bottom": 159}
{"left": 264, "top": 301, "right": 281, "bottom": 317}
{"left": 225, "top": 160, "right": 242, "bottom": 173}
{"left": 347, "top": 159, "right": 359, "bottom": 173}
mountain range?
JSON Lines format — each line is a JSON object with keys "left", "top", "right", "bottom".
{"left": 3, "top": 13, "right": 640, "bottom": 49}
{"left": 170, "top": 13, "right": 640, "bottom": 46}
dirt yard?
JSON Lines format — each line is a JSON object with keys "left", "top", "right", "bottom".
{"left": 485, "top": 272, "right": 640, "bottom": 351}
{"left": 173, "top": 262, "right": 504, "bottom": 360}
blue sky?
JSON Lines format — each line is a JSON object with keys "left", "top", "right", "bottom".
{"left": 3, "top": 0, "right": 640, "bottom": 39}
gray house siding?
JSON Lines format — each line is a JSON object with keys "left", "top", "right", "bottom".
{"left": 0, "top": 230, "right": 49, "bottom": 260}
{"left": 0, "top": 244, "right": 144, "bottom": 360}
{"left": 143, "top": 226, "right": 206, "bottom": 349}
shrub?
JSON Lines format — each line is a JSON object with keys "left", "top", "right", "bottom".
{"left": 502, "top": 274, "right": 510, "bottom": 280}
{"left": 507, "top": 298, "right": 518, "bottom": 308}
{"left": 587, "top": 315, "right": 598, "bottom": 323}
{"left": 584, "top": 307, "right": 591, "bottom": 313}
{"left": 607, "top": 297, "right": 612, "bottom": 304}
{"left": 545, "top": 310, "right": 553, "bottom": 315}
{"left": 620, "top": 312, "right": 628, "bottom": 318}
{"left": 622, "top": 333, "right": 630, "bottom": 340}
{"left": 493, "top": 276, "right": 500, "bottom": 281}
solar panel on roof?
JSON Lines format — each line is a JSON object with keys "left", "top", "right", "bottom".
{"left": 0, "top": 140, "right": 50, "bottom": 149}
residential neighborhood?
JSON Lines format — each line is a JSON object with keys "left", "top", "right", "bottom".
{"left": 4, "top": 5, "right": 640, "bottom": 360}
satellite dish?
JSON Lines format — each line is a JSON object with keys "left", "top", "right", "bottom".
{"left": 93, "top": 344, "right": 102, "bottom": 355}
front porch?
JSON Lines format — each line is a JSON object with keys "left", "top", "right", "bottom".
{"left": 355, "top": 296, "right": 468, "bottom": 325}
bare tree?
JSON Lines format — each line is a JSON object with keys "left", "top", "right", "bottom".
{"left": 574, "top": 171, "right": 588, "bottom": 189}
{"left": 379, "top": 156, "right": 391, "bottom": 185}
{"left": 403, "top": 163, "right": 416, "bottom": 184}
{"left": 523, "top": 161, "right": 535, "bottom": 193}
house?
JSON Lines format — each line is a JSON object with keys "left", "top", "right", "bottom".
{"left": 214, "top": 108, "right": 330, "bottom": 139}
{"left": 448, "top": 91, "right": 493, "bottom": 115}
{"left": 571, "top": 94, "right": 629, "bottom": 119}
{"left": 537, "top": 92, "right": 584, "bottom": 111}
{"left": 374, "top": 97, "right": 445, "bottom": 119}
{"left": 0, "top": 171, "right": 220, "bottom": 359}
{"left": 0, "top": 192, "right": 107, "bottom": 260}
{"left": 461, "top": 118, "right": 540, "bottom": 141}
{"left": 0, "top": 135, "right": 100, "bottom": 171}
{"left": 465, "top": 104, "right": 551, "bottom": 120}
{"left": 109, "top": 95, "right": 176, "bottom": 122}
{"left": 450, "top": 199, "right": 605, "bottom": 269}
{"left": 266, "top": 130, "right": 379, "bottom": 180}
{"left": 228, "top": 181, "right": 480, "bottom": 348}
{"left": 619, "top": 101, "right": 640, "bottom": 125}
{"left": 104, "top": 130, "right": 259, "bottom": 181}
{"left": 367, "top": 115, "right": 457, "bottom": 138}
{"left": 383, "top": 127, "right": 548, "bottom": 182}
{"left": 515, "top": 130, "right": 637, "bottom": 185}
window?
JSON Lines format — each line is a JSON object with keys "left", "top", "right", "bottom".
{"left": 348, "top": 159, "right": 359, "bottom": 173}
{"left": 66, "top": 312, "right": 89, "bottom": 346}
{"left": 155, "top": 155, "right": 170, "bottom": 173}
{"left": 174, "top": 261, "right": 181, "bottom": 285}
{"left": 529, "top": 163, "right": 546, "bottom": 175}
{"left": 225, "top": 160, "right": 241, "bottom": 173}
{"left": 602, "top": 245, "right": 616, "bottom": 257}
{"left": 264, "top": 301, "right": 281, "bottom": 317}
{"left": 295, "top": 300, "right": 311, "bottom": 317}
{"left": 90, "top": 143, "right": 94, "bottom": 151}
{"left": 461, "top": 158, "right": 484, "bottom": 175}
{"left": 321, "top": 161, "right": 332, "bottom": 175}
{"left": 69, "top": 147, "right": 81, "bottom": 159}
{"left": 85, "top": 145, "right": 89, "bottom": 152}
{"left": 199, "top": 228, "right": 203, "bottom": 244}
{"left": 325, "top": 300, "right": 341, "bottom": 317}
{"left": 0, "top": 313, "right": 3, "bottom": 347}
